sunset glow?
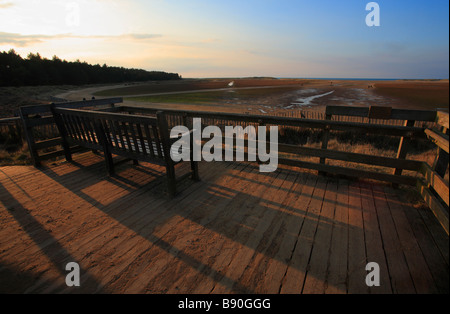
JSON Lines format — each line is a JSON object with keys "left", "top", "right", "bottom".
{"left": 1, "top": 0, "right": 449, "bottom": 78}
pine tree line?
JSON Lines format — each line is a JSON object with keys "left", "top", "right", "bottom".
{"left": 0, "top": 50, "right": 181, "bottom": 86}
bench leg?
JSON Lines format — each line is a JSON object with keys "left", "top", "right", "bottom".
{"left": 105, "top": 151, "right": 115, "bottom": 176}
{"left": 61, "top": 140, "right": 72, "bottom": 162}
{"left": 191, "top": 160, "right": 200, "bottom": 181}
{"left": 166, "top": 164, "right": 177, "bottom": 197}
{"left": 64, "top": 149, "right": 73, "bottom": 162}
{"left": 133, "top": 159, "right": 139, "bottom": 166}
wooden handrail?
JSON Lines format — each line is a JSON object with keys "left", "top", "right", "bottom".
{"left": 325, "top": 105, "right": 438, "bottom": 122}
{"left": 116, "top": 106, "right": 427, "bottom": 139}
{"left": 425, "top": 129, "right": 449, "bottom": 153}
{"left": 20, "top": 97, "right": 123, "bottom": 115}
{"left": 436, "top": 111, "right": 449, "bottom": 130}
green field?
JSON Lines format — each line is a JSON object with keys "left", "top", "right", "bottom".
{"left": 126, "top": 86, "right": 301, "bottom": 104}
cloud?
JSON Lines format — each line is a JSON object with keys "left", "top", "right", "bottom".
{"left": 0, "top": 1, "right": 14, "bottom": 9}
{"left": 0, "top": 32, "right": 49, "bottom": 46}
{"left": 0, "top": 31, "right": 162, "bottom": 47}
{"left": 126, "top": 33, "right": 162, "bottom": 40}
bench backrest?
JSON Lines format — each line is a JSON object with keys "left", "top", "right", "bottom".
{"left": 51, "top": 107, "right": 173, "bottom": 164}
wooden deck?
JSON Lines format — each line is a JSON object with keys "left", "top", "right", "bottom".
{"left": 0, "top": 152, "right": 448, "bottom": 294}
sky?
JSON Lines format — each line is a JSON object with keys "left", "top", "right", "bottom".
{"left": 0, "top": 0, "right": 449, "bottom": 79}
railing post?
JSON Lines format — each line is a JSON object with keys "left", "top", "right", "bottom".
{"left": 432, "top": 113, "right": 449, "bottom": 178}
{"left": 19, "top": 109, "right": 41, "bottom": 167}
{"left": 393, "top": 120, "right": 415, "bottom": 177}
{"left": 319, "top": 113, "right": 332, "bottom": 175}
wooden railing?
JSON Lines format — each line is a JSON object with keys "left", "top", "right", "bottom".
{"left": 417, "top": 111, "right": 449, "bottom": 234}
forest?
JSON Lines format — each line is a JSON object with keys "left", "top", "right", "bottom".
{"left": 0, "top": 49, "right": 181, "bottom": 86}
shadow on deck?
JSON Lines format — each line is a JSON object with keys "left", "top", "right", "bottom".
{"left": 0, "top": 152, "right": 448, "bottom": 294}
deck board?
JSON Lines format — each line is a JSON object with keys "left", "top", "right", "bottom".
{"left": 0, "top": 151, "right": 448, "bottom": 294}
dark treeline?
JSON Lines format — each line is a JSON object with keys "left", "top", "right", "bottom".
{"left": 0, "top": 49, "right": 181, "bottom": 86}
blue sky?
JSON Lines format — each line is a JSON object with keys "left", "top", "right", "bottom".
{"left": 0, "top": 0, "right": 448, "bottom": 78}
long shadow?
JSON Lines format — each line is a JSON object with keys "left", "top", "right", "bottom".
{"left": 0, "top": 182, "right": 105, "bottom": 293}
{"left": 18, "top": 154, "right": 368, "bottom": 293}
{"left": 0, "top": 262, "right": 58, "bottom": 294}
{"left": 30, "top": 156, "right": 253, "bottom": 293}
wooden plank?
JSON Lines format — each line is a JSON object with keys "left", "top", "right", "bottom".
{"left": 359, "top": 182, "right": 392, "bottom": 293}
{"left": 0, "top": 117, "right": 21, "bottom": 124}
{"left": 347, "top": 181, "right": 369, "bottom": 294}
{"left": 74, "top": 116, "right": 87, "bottom": 142}
{"left": 326, "top": 105, "right": 437, "bottom": 122}
{"left": 421, "top": 163, "right": 450, "bottom": 207}
{"left": 437, "top": 111, "right": 449, "bottom": 129}
{"left": 144, "top": 125, "right": 156, "bottom": 158}
{"left": 25, "top": 116, "right": 54, "bottom": 127}
{"left": 125, "top": 162, "right": 270, "bottom": 294}
{"left": 20, "top": 97, "right": 123, "bottom": 115}
{"left": 425, "top": 129, "right": 449, "bottom": 153}
{"left": 95, "top": 163, "right": 238, "bottom": 294}
{"left": 6, "top": 164, "right": 167, "bottom": 287}
{"left": 120, "top": 122, "right": 133, "bottom": 152}
{"left": 390, "top": 109, "right": 437, "bottom": 122}
{"left": 59, "top": 162, "right": 228, "bottom": 293}
{"left": 302, "top": 178, "right": 337, "bottom": 293}
{"left": 398, "top": 192, "right": 450, "bottom": 293}
{"left": 417, "top": 181, "right": 449, "bottom": 235}
{"left": 61, "top": 114, "right": 76, "bottom": 140}
{"left": 53, "top": 108, "right": 158, "bottom": 126}
{"left": 107, "top": 120, "right": 120, "bottom": 149}
{"left": 136, "top": 125, "right": 147, "bottom": 156}
{"left": 278, "top": 143, "right": 423, "bottom": 171}
{"left": 113, "top": 120, "right": 126, "bottom": 149}
{"left": 218, "top": 170, "right": 299, "bottom": 294}
{"left": 278, "top": 157, "right": 418, "bottom": 186}
{"left": 129, "top": 123, "right": 141, "bottom": 154}
{"left": 413, "top": 200, "right": 449, "bottom": 266}
{"left": 280, "top": 176, "right": 326, "bottom": 293}
{"left": 34, "top": 138, "right": 62, "bottom": 150}
{"left": 368, "top": 106, "right": 392, "bottom": 120}
{"left": 173, "top": 163, "right": 278, "bottom": 294}
{"left": 326, "top": 106, "right": 369, "bottom": 118}
{"left": 67, "top": 115, "right": 81, "bottom": 141}
{"left": 325, "top": 179, "right": 349, "bottom": 294}
{"left": 0, "top": 156, "right": 208, "bottom": 293}
{"left": 120, "top": 106, "right": 426, "bottom": 138}
{"left": 38, "top": 146, "right": 87, "bottom": 161}
{"left": 252, "top": 172, "right": 312, "bottom": 294}
{"left": 18, "top": 111, "right": 40, "bottom": 167}
{"left": 0, "top": 157, "right": 448, "bottom": 293}
{"left": 393, "top": 120, "right": 415, "bottom": 176}
{"left": 383, "top": 186, "right": 439, "bottom": 293}
{"left": 372, "top": 184, "right": 416, "bottom": 293}
{"left": 319, "top": 114, "right": 332, "bottom": 167}
{"left": 433, "top": 148, "right": 449, "bottom": 179}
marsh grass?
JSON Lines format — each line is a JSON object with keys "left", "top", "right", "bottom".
{"left": 127, "top": 86, "right": 300, "bottom": 104}
{"left": 0, "top": 142, "right": 31, "bottom": 166}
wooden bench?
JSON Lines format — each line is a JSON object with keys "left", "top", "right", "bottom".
{"left": 50, "top": 106, "right": 199, "bottom": 196}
